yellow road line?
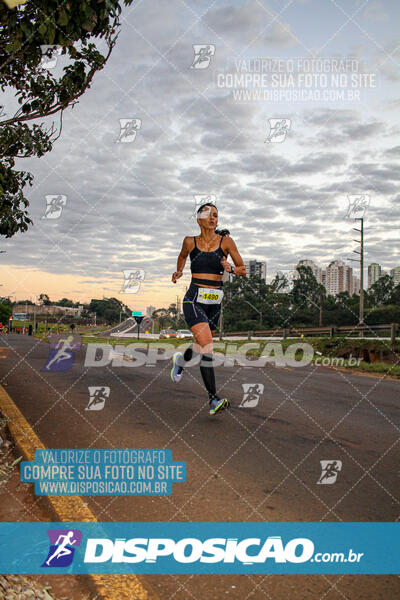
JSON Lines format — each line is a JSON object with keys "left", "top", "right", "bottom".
{"left": 0, "top": 384, "right": 160, "bottom": 600}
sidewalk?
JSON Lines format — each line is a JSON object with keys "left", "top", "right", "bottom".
{"left": 0, "top": 413, "right": 96, "bottom": 600}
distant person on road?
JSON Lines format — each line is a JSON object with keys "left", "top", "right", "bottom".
{"left": 171, "top": 202, "right": 246, "bottom": 415}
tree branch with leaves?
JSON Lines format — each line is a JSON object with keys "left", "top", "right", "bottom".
{"left": 0, "top": 0, "right": 134, "bottom": 237}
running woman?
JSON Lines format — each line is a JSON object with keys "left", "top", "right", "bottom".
{"left": 171, "top": 203, "right": 246, "bottom": 414}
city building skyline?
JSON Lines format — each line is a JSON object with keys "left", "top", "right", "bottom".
{"left": 368, "top": 263, "right": 382, "bottom": 288}
{"left": 390, "top": 266, "right": 400, "bottom": 286}
{"left": 146, "top": 305, "right": 156, "bottom": 317}
{"left": 244, "top": 259, "right": 267, "bottom": 281}
{"left": 325, "top": 260, "right": 354, "bottom": 296}
{"left": 297, "top": 259, "right": 323, "bottom": 284}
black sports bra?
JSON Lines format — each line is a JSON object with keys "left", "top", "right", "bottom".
{"left": 190, "top": 236, "right": 227, "bottom": 275}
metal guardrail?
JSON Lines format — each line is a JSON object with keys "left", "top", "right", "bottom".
{"left": 221, "top": 323, "right": 399, "bottom": 344}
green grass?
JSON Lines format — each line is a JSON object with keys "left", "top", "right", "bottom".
{"left": 338, "top": 360, "right": 400, "bottom": 377}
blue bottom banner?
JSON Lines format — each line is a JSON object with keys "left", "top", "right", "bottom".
{"left": 0, "top": 522, "right": 398, "bottom": 574}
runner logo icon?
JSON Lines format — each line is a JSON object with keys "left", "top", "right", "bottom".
{"left": 265, "top": 118, "right": 291, "bottom": 143}
{"left": 42, "top": 529, "right": 82, "bottom": 568}
{"left": 86, "top": 386, "right": 110, "bottom": 411}
{"left": 239, "top": 383, "right": 264, "bottom": 408}
{"left": 190, "top": 45, "right": 215, "bottom": 69}
{"left": 42, "top": 334, "right": 81, "bottom": 372}
{"left": 317, "top": 460, "right": 342, "bottom": 484}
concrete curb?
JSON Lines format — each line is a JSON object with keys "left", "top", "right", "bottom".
{"left": 0, "top": 384, "right": 160, "bottom": 600}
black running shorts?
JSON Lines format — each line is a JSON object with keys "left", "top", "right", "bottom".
{"left": 182, "top": 282, "right": 222, "bottom": 330}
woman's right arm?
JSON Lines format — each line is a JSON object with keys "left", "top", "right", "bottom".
{"left": 172, "top": 237, "right": 190, "bottom": 283}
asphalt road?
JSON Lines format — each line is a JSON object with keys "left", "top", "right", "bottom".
{"left": 0, "top": 335, "right": 399, "bottom": 600}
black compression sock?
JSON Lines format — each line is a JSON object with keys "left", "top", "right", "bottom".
{"left": 184, "top": 345, "right": 195, "bottom": 362}
{"left": 177, "top": 344, "right": 198, "bottom": 373}
{"left": 199, "top": 353, "right": 216, "bottom": 396}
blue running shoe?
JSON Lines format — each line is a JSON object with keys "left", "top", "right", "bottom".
{"left": 209, "top": 395, "right": 230, "bottom": 415}
{"left": 170, "top": 352, "right": 183, "bottom": 382}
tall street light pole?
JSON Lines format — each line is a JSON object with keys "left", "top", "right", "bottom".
{"left": 319, "top": 287, "right": 323, "bottom": 327}
{"left": 359, "top": 218, "right": 364, "bottom": 325}
{"left": 347, "top": 216, "right": 364, "bottom": 327}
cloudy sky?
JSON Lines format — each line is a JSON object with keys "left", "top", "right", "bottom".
{"left": 2, "top": 0, "right": 400, "bottom": 311}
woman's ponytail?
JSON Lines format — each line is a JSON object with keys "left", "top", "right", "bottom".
{"left": 215, "top": 228, "right": 230, "bottom": 237}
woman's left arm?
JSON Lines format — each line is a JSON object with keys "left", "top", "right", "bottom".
{"left": 221, "top": 237, "right": 246, "bottom": 276}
